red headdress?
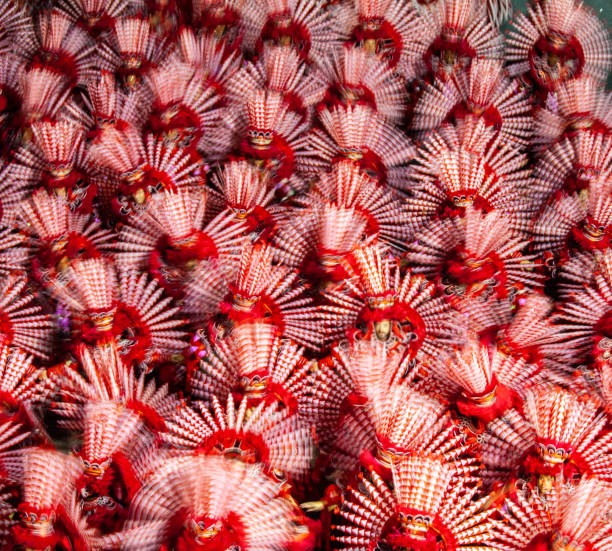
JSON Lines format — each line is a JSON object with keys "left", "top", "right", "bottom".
{"left": 495, "top": 477, "right": 612, "bottom": 551}
{"left": 301, "top": 102, "right": 414, "bottom": 191}
{"left": 521, "top": 133, "right": 612, "bottom": 229}
{"left": 407, "top": 118, "right": 530, "bottom": 234}
{"left": 89, "top": 126, "right": 202, "bottom": 216}
{"left": 116, "top": 189, "right": 244, "bottom": 298}
{"left": 0, "top": 344, "right": 53, "bottom": 432}
{"left": 273, "top": 201, "right": 369, "bottom": 288}
{"left": 228, "top": 43, "right": 327, "bottom": 126}
{"left": 531, "top": 176, "right": 612, "bottom": 265}
{"left": 191, "top": 0, "right": 266, "bottom": 51}
{"left": 31, "top": 8, "right": 101, "bottom": 88}
{"left": 215, "top": 242, "right": 322, "bottom": 350}
{"left": 411, "top": 58, "right": 533, "bottom": 148}
{"left": 555, "top": 249, "right": 612, "bottom": 370}
{"left": 187, "top": 321, "right": 312, "bottom": 413}
{"left": 321, "top": 43, "right": 406, "bottom": 124}
{"left": 497, "top": 294, "right": 572, "bottom": 381}
{"left": 18, "top": 189, "right": 113, "bottom": 285}
{"left": 522, "top": 387, "right": 612, "bottom": 482}
{"left": 237, "top": 88, "right": 310, "bottom": 190}
{"left": 320, "top": 241, "right": 463, "bottom": 356}
{"left": 305, "top": 161, "right": 410, "bottom": 252}
{"left": 101, "top": 15, "right": 168, "bottom": 89}
{"left": 533, "top": 76, "right": 612, "bottom": 149}
{"left": 415, "top": 0, "right": 503, "bottom": 81}
{"left": 76, "top": 400, "right": 156, "bottom": 531}
{"left": 0, "top": 54, "right": 26, "bottom": 153}
{"left": 404, "top": 207, "right": 543, "bottom": 334}
{"left": 0, "top": 0, "right": 37, "bottom": 57}
{"left": 333, "top": 455, "right": 494, "bottom": 551}
{"left": 175, "top": 25, "right": 242, "bottom": 80}
{"left": 49, "top": 259, "right": 187, "bottom": 363}
{"left": 257, "top": 0, "right": 350, "bottom": 65}
{"left": 211, "top": 159, "right": 279, "bottom": 241}
{"left": 18, "top": 67, "right": 72, "bottom": 136}
{"left": 146, "top": 60, "right": 228, "bottom": 155}
{"left": 62, "top": 71, "right": 149, "bottom": 139}
{"left": 308, "top": 340, "right": 477, "bottom": 481}
{"left": 58, "top": 0, "right": 133, "bottom": 36}
{"left": 347, "top": 0, "right": 424, "bottom": 77}
{"left": 4, "top": 448, "right": 97, "bottom": 551}
{"left": 163, "top": 393, "right": 315, "bottom": 482}
{"left": 434, "top": 340, "right": 530, "bottom": 424}
{"left": 506, "top": 0, "right": 611, "bottom": 94}
{"left": 12, "top": 120, "right": 97, "bottom": 214}
{"left": 100, "top": 454, "right": 299, "bottom": 551}
{"left": 46, "top": 342, "right": 179, "bottom": 434}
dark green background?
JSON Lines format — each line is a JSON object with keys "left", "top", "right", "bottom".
{"left": 508, "top": 0, "right": 611, "bottom": 86}
{"left": 508, "top": 0, "right": 609, "bottom": 27}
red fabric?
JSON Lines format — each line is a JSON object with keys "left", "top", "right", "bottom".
{"left": 446, "top": 250, "right": 509, "bottom": 299}
{"left": 258, "top": 15, "right": 312, "bottom": 60}
{"left": 300, "top": 253, "right": 351, "bottom": 284}
{"left": 359, "top": 301, "right": 427, "bottom": 353}
{"left": 151, "top": 231, "right": 219, "bottom": 269}
{"left": 200, "top": 428, "right": 269, "bottom": 465}
{"left": 76, "top": 306, "right": 117, "bottom": 344}
{"left": 383, "top": 509, "right": 457, "bottom": 551}
{"left": 70, "top": 182, "right": 98, "bottom": 215}
{"left": 126, "top": 399, "right": 167, "bottom": 432}
{"left": 450, "top": 103, "right": 503, "bottom": 133}
{"left": 11, "top": 524, "right": 61, "bottom": 549}
{"left": 246, "top": 205, "right": 277, "bottom": 241}
{"left": 220, "top": 288, "right": 287, "bottom": 332}
{"left": 240, "top": 135, "right": 295, "bottom": 182}
{"left": 352, "top": 19, "right": 404, "bottom": 68}
{"left": 80, "top": 13, "right": 116, "bottom": 36}
{"left": 119, "top": 166, "right": 177, "bottom": 199}
{"left": 385, "top": 527, "right": 438, "bottom": 551}
{"left": 282, "top": 92, "right": 308, "bottom": 126}
{"left": 264, "top": 380, "right": 299, "bottom": 415}
{"left": 564, "top": 173, "right": 595, "bottom": 194}
{"left": 358, "top": 448, "right": 392, "bottom": 483}
{"left": 528, "top": 35, "right": 585, "bottom": 91}
{"left": 35, "top": 233, "right": 101, "bottom": 276}
{"left": 594, "top": 310, "right": 612, "bottom": 350}
{"left": 497, "top": 333, "right": 543, "bottom": 366}
{"left": 570, "top": 223, "right": 611, "bottom": 252}
{"left": 112, "top": 451, "right": 143, "bottom": 499}
{"left": 525, "top": 533, "right": 550, "bottom": 551}
{"left": 12, "top": 504, "right": 87, "bottom": 551}
{"left": 175, "top": 512, "right": 245, "bottom": 551}
{"left": 41, "top": 170, "right": 82, "bottom": 193}
{"left": 456, "top": 382, "right": 521, "bottom": 424}
{"left": 522, "top": 452, "right": 564, "bottom": 476}
{"left": 148, "top": 103, "right": 203, "bottom": 142}
{"left": 30, "top": 50, "right": 80, "bottom": 86}
{"left": 197, "top": 9, "right": 242, "bottom": 50}
{"left": 424, "top": 36, "right": 477, "bottom": 78}
{"left": 287, "top": 516, "right": 318, "bottom": 551}
{"left": 113, "top": 303, "right": 152, "bottom": 366}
